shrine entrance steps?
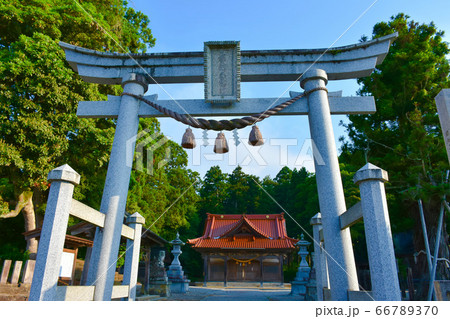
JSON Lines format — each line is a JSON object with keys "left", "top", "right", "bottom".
{"left": 195, "top": 282, "right": 290, "bottom": 289}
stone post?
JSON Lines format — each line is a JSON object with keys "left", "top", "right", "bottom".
{"left": 291, "top": 234, "right": 311, "bottom": 299}
{"left": 203, "top": 255, "right": 208, "bottom": 287}
{"left": 1, "top": 260, "right": 11, "bottom": 284}
{"left": 311, "top": 213, "right": 327, "bottom": 301}
{"left": 223, "top": 256, "right": 228, "bottom": 287}
{"left": 302, "top": 69, "right": 359, "bottom": 300}
{"left": 89, "top": 73, "right": 148, "bottom": 301}
{"left": 260, "top": 257, "right": 264, "bottom": 288}
{"left": 29, "top": 164, "right": 80, "bottom": 301}
{"left": 22, "top": 259, "right": 35, "bottom": 285}
{"left": 353, "top": 163, "right": 401, "bottom": 301}
{"left": 279, "top": 255, "right": 284, "bottom": 287}
{"left": 11, "top": 261, "right": 23, "bottom": 285}
{"left": 122, "top": 212, "right": 145, "bottom": 301}
{"left": 305, "top": 252, "right": 318, "bottom": 300}
{"left": 80, "top": 247, "right": 92, "bottom": 286}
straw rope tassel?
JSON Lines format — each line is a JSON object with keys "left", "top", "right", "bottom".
{"left": 214, "top": 132, "right": 229, "bottom": 154}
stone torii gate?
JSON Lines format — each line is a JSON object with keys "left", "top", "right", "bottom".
{"left": 59, "top": 33, "right": 396, "bottom": 301}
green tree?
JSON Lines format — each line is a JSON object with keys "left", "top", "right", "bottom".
{"left": 122, "top": 117, "right": 200, "bottom": 238}
{"left": 225, "top": 166, "right": 249, "bottom": 214}
{"left": 0, "top": 0, "right": 155, "bottom": 257}
{"left": 197, "top": 166, "right": 229, "bottom": 217}
{"left": 343, "top": 13, "right": 450, "bottom": 298}
{"left": 224, "top": 166, "right": 263, "bottom": 215}
{"left": 257, "top": 176, "right": 278, "bottom": 215}
{"left": 273, "top": 166, "right": 294, "bottom": 211}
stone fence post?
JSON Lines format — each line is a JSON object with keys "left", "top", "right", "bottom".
{"left": 122, "top": 212, "right": 145, "bottom": 301}
{"left": 354, "top": 163, "right": 401, "bottom": 301}
{"left": 310, "top": 213, "right": 329, "bottom": 300}
{"left": 22, "top": 259, "right": 36, "bottom": 285}
{"left": 29, "top": 164, "right": 80, "bottom": 301}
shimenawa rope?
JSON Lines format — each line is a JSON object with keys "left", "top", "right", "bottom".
{"left": 122, "top": 87, "right": 327, "bottom": 131}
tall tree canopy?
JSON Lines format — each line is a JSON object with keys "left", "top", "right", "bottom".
{"left": 342, "top": 13, "right": 450, "bottom": 297}
{"left": 196, "top": 165, "right": 321, "bottom": 238}
{"left": 0, "top": 0, "right": 156, "bottom": 258}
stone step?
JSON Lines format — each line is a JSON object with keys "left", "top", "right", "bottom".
{"left": 194, "top": 281, "right": 291, "bottom": 289}
{"left": 136, "top": 294, "right": 161, "bottom": 301}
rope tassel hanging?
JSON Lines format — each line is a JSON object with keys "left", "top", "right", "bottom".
{"left": 248, "top": 125, "right": 264, "bottom": 146}
{"left": 122, "top": 88, "right": 328, "bottom": 152}
{"left": 214, "top": 132, "right": 229, "bottom": 154}
{"left": 181, "top": 127, "right": 196, "bottom": 149}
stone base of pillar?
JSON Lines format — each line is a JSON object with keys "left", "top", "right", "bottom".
{"left": 147, "top": 279, "right": 171, "bottom": 297}
{"left": 305, "top": 269, "right": 317, "bottom": 301}
{"left": 167, "top": 265, "right": 184, "bottom": 279}
{"left": 290, "top": 264, "right": 311, "bottom": 299}
{"left": 290, "top": 280, "right": 307, "bottom": 300}
{"left": 169, "top": 278, "right": 190, "bottom": 293}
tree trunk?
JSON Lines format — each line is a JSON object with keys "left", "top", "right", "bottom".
{"left": 21, "top": 192, "right": 38, "bottom": 259}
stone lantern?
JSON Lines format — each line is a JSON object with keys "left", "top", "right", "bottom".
{"left": 290, "top": 233, "right": 311, "bottom": 299}
{"left": 167, "top": 232, "right": 190, "bottom": 293}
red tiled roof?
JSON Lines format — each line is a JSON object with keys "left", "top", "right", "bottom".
{"left": 188, "top": 213, "right": 297, "bottom": 250}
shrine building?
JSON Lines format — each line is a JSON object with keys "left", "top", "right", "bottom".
{"left": 188, "top": 213, "right": 298, "bottom": 286}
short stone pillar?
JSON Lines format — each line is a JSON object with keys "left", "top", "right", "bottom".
{"left": 11, "top": 261, "right": 23, "bottom": 284}
{"left": 310, "top": 213, "right": 328, "bottom": 300}
{"left": 290, "top": 234, "right": 311, "bottom": 299}
{"left": 167, "top": 233, "right": 190, "bottom": 293}
{"left": 354, "top": 163, "right": 401, "bottom": 301}
{"left": 22, "top": 259, "right": 36, "bottom": 285}
{"left": 147, "top": 247, "right": 170, "bottom": 297}
{"left": 1, "top": 260, "right": 11, "bottom": 284}
{"left": 305, "top": 252, "right": 317, "bottom": 301}
{"left": 122, "top": 212, "right": 145, "bottom": 301}
{"left": 29, "top": 164, "right": 80, "bottom": 301}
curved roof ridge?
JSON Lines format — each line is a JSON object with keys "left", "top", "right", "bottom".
{"left": 243, "top": 216, "right": 271, "bottom": 238}
{"left": 220, "top": 215, "right": 270, "bottom": 239}
{"left": 219, "top": 216, "right": 245, "bottom": 238}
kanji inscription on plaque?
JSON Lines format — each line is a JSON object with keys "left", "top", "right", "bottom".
{"left": 204, "top": 41, "right": 240, "bottom": 103}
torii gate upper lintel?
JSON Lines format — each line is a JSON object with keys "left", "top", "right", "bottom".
{"left": 60, "top": 32, "right": 396, "bottom": 85}
{"left": 59, "top": 32, "right": 397, "bottom": 301}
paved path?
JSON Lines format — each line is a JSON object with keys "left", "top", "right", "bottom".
{"left": 161, "top": 286, "right": 303, "bottom": 301}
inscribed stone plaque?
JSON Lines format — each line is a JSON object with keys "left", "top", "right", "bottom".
{"left": 204, "top": 41, "right": 240, "bottom": 103}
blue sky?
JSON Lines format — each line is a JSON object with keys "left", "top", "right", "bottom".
{"left": 127, "top": 0, "right": 450, "bottom": 179}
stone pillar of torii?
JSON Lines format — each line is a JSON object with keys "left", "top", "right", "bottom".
{"left": 59, "top": 33, "right": 397, "bottom": 301}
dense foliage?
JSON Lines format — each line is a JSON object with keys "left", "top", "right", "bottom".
{"left": 341, "top": 13, "right": 450, "bottom": 298}
{"left": 126, "top": 118, "right": 200, "bottom": 239}
{"left": 0, "top": 0, "right": 158, "bottom": 259}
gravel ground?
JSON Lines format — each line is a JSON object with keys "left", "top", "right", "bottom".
{"left": 161, "top": 286, "right": 304, "bottom": 301}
